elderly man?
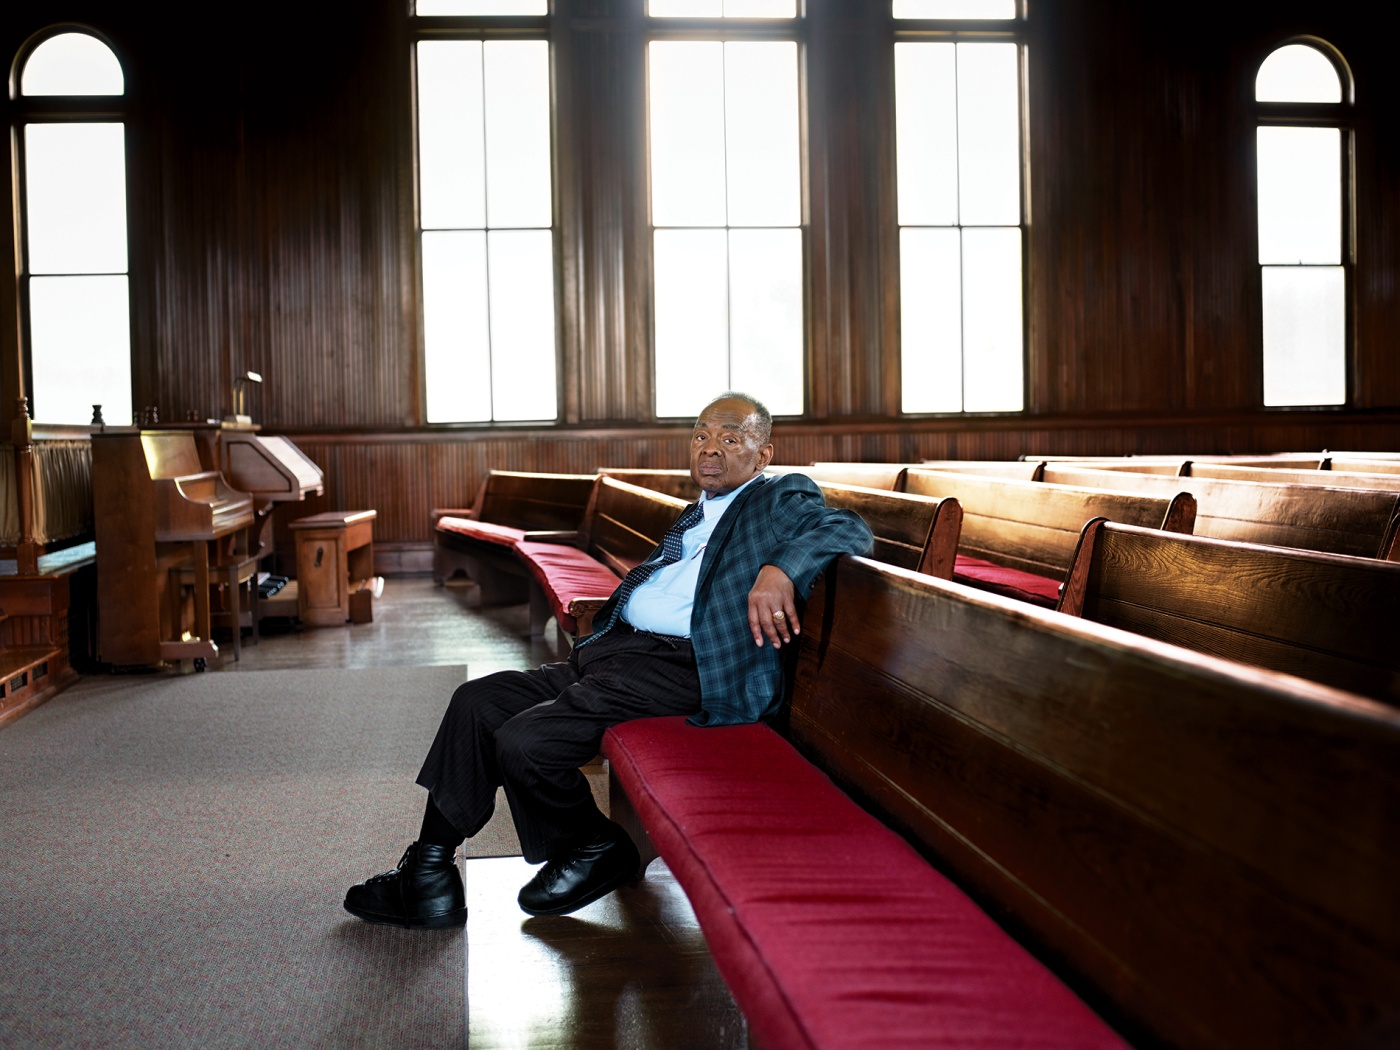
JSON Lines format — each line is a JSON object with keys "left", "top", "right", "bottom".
{"left": 344, "top": 393, "right": 873, "bottom": 928}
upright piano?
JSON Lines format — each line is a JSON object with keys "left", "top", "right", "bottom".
{"left": 91, "top": 430, "right": 255, "bottom": 668}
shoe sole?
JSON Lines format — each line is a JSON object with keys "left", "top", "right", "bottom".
{"left": 517, "top": 868, "right": 640, "bottom": 918}
{"left": 343, "top": 901, "right": 466, "bottom": 929}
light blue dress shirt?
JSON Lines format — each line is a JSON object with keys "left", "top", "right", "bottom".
{"left": 621, "top": 474, "right": 761, "bottom": 637}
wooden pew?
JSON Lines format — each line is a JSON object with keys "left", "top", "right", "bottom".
{"left": 608, "top": 555, "right": 1400, "bottom": 1049}
{"left": 901, "top": 468, "right": 1196, "bottom": 606}
{"left": 811, "top": 481, "right": 961, "bottom": 580}
{"left": 602, "top": 467, "right": 965, "bottom": 581}
{"left": 514, "top": 477, "right": 688, "bottom": 644}
{"left": 1057, "top": 519, "right": 1400, "bottom": 705}
{"left": 1037, "top": 465, "right": 1400, "bottom": 560}
{"left": 432, "top": 470, "right": 597, "bottom": 602}
{"left": 595, "top": 467, "right": 699, "bottom": 501}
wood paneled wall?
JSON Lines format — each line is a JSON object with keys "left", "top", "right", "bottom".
{"left": 2, "top": 0, "right": 1398, "bottom": 556}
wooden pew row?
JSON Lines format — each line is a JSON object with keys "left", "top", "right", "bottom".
{"left": 914, "top": 457, "right": 1400, "bottom": 557}
{"left": 598, "top": 468, "right": 965, "bottom": 579}
{"left": 613, "top": 463, "right": 1195, "bottom": 608}
{"left": 1034, "top": 465, "right": 1400, "bottom": 560}
{"left": 607, "top": 555, "right": 1400, "bottom": 1049}
{"left": 515, "top": 477, "right": 687, "bottom": 644}
{"left": 1057, "top": 519, "right": 1400, "bottom": 706}
{"left": 431, "top": 470, "right": 598, "bottom": 603}
{"left": 1039, "top": 456, "right": 1400, "bottom": 497}
{"left": 900, "top": 468, "right": 1196, "bottom": 606}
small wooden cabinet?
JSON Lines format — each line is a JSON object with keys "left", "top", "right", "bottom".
{"left": 289, "top": 510, "right": 376, "bottom": 627}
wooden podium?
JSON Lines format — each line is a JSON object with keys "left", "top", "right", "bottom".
{"left": 289, "top": 510, "right": 376, "bottom": 626}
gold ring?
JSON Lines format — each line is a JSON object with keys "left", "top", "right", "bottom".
{"left": 773, "top": 611, "right": 786, "bottom": 619}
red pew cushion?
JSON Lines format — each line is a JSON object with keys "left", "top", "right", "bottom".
{"left": 514, "top": 541, "right": 621, "bottom": 633}
{"left": 603, "top": 716, "right": 1126, "bottom": 1050}
{"left": 435, "top": 517, "right": 527, "bottom": 547}
{"left": 953, "top": 554, "right": 1061, "bottom": 608}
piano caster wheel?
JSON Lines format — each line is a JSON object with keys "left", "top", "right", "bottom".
{"left": 194, "top": 658, "right": 207, "bottom": 673}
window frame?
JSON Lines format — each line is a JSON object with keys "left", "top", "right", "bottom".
{"left": 643, "top": 6, "right": 812, "bottom": 420}
{"left": 410, "top": 7, "right": 561, "bottom": 426}
{"left": 1254, "top": 36, "right": 1355, "bottom": 410}
{"left": 9, "top": 24, "right": 132, "bottom": 426}
{"left": 891, "top": 1, "right": 1030, "bottom": 417}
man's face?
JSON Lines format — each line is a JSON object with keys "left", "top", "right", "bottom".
{"left": 690, "top": 398, "right": 775, "bottom": 497}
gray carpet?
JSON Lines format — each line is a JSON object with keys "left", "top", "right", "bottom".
{"left": 0, "top": 665, "right": 504, "bottom": 1049}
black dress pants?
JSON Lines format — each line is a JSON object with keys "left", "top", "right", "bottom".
{"left": 416, "top": 624, "right": 702, "bottom": 863}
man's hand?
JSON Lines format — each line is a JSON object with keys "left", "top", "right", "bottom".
{"left": 748, "top": 564, "right": 798, "bottom": 648}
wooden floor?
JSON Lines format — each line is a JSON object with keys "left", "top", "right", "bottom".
{"left": 211, "top": 575, "right": 749, "bottom": 1049}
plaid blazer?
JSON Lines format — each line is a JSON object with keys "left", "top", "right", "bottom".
{"left": 587, "top": 472, "right": 873, "bottom": 726}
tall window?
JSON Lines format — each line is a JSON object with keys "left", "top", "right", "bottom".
{"left": 894, "top": 0, "right": 1025, "bottom": 414}
{"left": 1255, "top": 41, "right": 1350, "bottom": 408}
{"left": 14, "top": 30, "right": 131, "bottom": 426}
{"left": 647, "top": 1, "right": 804, "bottom": 418}
{"left": 414, "top": 2, "right": 556, "bottom": 423}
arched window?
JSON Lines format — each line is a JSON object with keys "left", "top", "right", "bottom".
{"left": 1255, "top": 41, "right": 1351, "bottom": 407}
{"left": 12, "top": 29, "right": 132, "bottom": 426}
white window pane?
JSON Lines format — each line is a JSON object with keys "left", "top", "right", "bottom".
{"left": 895, "top": 43, "right": 959, "bottom": 226}
{"left": 422, "top": 231, "right": 493, "bottom": 422}
{"left": 21, "top": 33, "right": 123, "bottom": 96}
{"left": 1257, "top": 127, "right": 1340, "bottom": 265}
{"left": 724, "top": 42, "right": 801, "bottom": 227}
{"left": 651, "top": 0, "right": 723, "bottom": 13}
{"left": 1262, "top": 266, "right": 1345, "bottom": 407}
{"left": 894, "top": 0, "right": 1016, "bottom": 18}
{"left": 725, "top": 0, "right": 795, "bottom": 14}
{"left": 900, "top": 228, "right": 963, "bottom": 413}
{"left": 728, "top": 228, "right": 803, "bottom": 415}
{"left": 417, "top": 42, "right": 486, "bottom": 230}
{"left": 24, "top": 123, "right": 128, "bottom": 275}
{"left": 655, "top": 230, "right": 729, "bottom": 417}
{"left": 1256, "top": 44, "right": 1341, "bottom": 103}
{"left": 487, "top": 230, "right": 558, "bottom": 420}
{"left": 29, "top": 275, "right": 131, "bottom": 426}
{"left": 961, "top": 227, "right": 1023, "bottom": 412}
{"left": 957, "top": 43, "right": 1021, "bottom": 226}
{"left": 649, "top": 42, "right": 728, "bottom": 227}
{"left": 651, "top": 0, "right": 796, "bottom": 14}
{"left": 485, "top": 41, "right": 552, "bottom": 229}
{"left": 417, "top": 0, "right": 546, "bottom": 13}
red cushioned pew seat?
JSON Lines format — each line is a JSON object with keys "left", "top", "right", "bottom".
{"left": 435, "top": 516, "right": 528, "bottom": 546}
{"left": 515, "top": 540, "right": 622, "bottom": 635}
{"left": 603, "top": 716, "right": 1127, "bottom": 1050}
{"left": 952, "top": 554, "right": 1062, "bottom": 608}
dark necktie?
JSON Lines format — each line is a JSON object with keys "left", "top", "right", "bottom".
{"left": 582, "top": 500, "right": 705, "bottom": 642}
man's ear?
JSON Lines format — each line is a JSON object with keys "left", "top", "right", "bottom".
{"left": 756, "top": 443, "right": 775, "bottom": 472}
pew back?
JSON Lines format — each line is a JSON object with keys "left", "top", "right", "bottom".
{"left": 1040, "top": 465, "right": 1400, "bottom": 559}
{"left": 811, "top": 482, "right": 962, "bottom": 578}
{"left": 577, "top": 477, "right": 689, "bottom": 578}
{"left": 1058, "top": 520, "right": 1400, "bottom": 704}
{"left": 789, "top": 556, "right": 1400, "bottom": 1050}
{"left": 596, "top": 468, "right": 700, "bottom": 501}
{"left": 901, "top": 468, "right": 1195, "bottom": 579}
{"left": 471, "top": 470, "right": 598, "bottom": 531}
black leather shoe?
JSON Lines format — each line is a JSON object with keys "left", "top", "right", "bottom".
{"left": 517, "top": 831, "right": 641, "bottom": 917}
{"left": 344, "top": 842, "right": 466, "bottom": 929}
